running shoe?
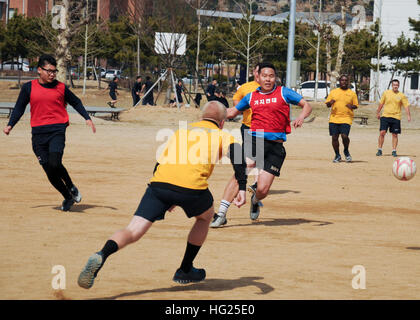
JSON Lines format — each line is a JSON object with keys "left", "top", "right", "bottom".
{"left": 344, "top": 153, "right": 352, "bottom": 163}
{"left": 333, "top": 155, "right": 342, "bottom": 163}
{"left": 61, "top": 198, "right": 75, "bottom": 212}
{"left": 70, "top": 186, "right": 82, "bottom": 203}
{"left": 210, "top": 214, "right": 227, "bottom": 228}
{"left": 250, "top": 194, "right": 261, "bottom": 220}
{"left": 173, "top": 266, "right": 206, "bottom": 284}
{"left": 247, "top": 182, "right": 257, "bottom": 194}
{"left": 78, "top": 253, "right": 103, "bottom": 289}
{"left": 392, "top": 151, "right": 397, "bottom": 157}
{"left": 376, "top": 149, "right": 382, "bottom": 156}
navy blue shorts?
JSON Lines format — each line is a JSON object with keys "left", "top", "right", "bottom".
{"left": 380, "top": 117, "right": 401, "bottom": 134}
{"left": 329, "top": 123, "right": 351, "bottom": 136}
{"left": 32, "top": 132, "right": 66, "bottom": 165}
{"left": 134, "top": 184, "right": 214, "bottom": 222}
{"left": 109, "top": 92, "right": 117, "bottom": 100}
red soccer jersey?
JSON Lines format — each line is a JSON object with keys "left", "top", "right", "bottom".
{"left": 249, "top": 86, "right": 291, "bottom": 134}
{"left": 30, "top": 79, "right": 69, "bottom": 127}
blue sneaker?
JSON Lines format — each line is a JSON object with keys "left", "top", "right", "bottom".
{"left": 173, "top": 266, "right": 206, "bottom": 284}
{"left": 392, "top": 151, "right": 397, "bottom": 157}
{"left": 250, "top": 194, "right": 262, "bottom": 220}
{"left": 78, "top": 253, "right": 104, "bottom": 289}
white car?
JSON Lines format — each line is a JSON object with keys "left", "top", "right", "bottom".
{"left": 2, "top": 61, "right": 30, "bottom": 72}
{"left": 105, "top": 69, "right": 121, "bottom": 80}
{"left": 298, "top": 80, "right": 355, "bottom": 99}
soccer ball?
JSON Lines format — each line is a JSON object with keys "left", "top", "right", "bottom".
{"left": 392, "top": 157, "right": 416, "bottom": 181}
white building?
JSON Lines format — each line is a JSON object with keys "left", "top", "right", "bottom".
{"left": 370, "top": 0, "right": 420, "bottom": 106}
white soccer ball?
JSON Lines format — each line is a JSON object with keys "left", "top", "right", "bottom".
{"left": 392, "top": 157, "right": 416, "bottom": 181}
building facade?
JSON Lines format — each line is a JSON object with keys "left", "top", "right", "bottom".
{"left": 369, "top": 0, "right": 420, "bottom": 106}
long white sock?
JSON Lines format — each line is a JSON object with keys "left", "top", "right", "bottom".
{"left": 217, "top": 200, "right": 231, "bottom": 216}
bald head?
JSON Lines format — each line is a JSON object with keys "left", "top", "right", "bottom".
{"left": 201, "top": 101, "right": 227, "bottom": 125}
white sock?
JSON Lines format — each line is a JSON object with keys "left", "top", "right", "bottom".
{"left": 378, "top": 148, "right": 382, "bottom": 151}
{"left": 217, "top": 200, "right": 231, "bottom": 216}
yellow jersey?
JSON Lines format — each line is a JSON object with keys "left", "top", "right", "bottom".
{"left": 326, "top": 88, "right": 359, "bottom": 125}
{"left": 233, "top": 81, "right": 260, "bottom": 127}
{"left": 150, "top": 120, "right": 237, "bottom": 190}
{"left": 380, "top": 90, "right": 409, "bottom": 120}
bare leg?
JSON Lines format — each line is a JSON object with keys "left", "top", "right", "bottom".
{"left": 392, "top": 133, "right": 398, "bottom": 151}
{"left": 378, "top": 130, "right": 386, "bottom": 149}
{"left": 110, "top": 216, "right": 153, "bottom": 250}
{"left": 255, "top": 170, "right": 276, "bottom": 201}
{"left": 188, "top": 206, "right": 214, "bottom": 246}
{"left": 332, "top": 134, "right": 340, "bottom": 155}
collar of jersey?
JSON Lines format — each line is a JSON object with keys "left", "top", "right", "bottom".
{"left": 256, "top": 85, "right": 277, "bottom": 95}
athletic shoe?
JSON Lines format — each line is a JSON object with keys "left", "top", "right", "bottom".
{"left": 392, "top": 151, "right": 397, "bottom": 157}
{"left": 70, "top": 186, "right": 82, "bottom": 203}
{"left": 345, "top": 153, "right": 352, "bottom": 163}
{"left": 250, "top": 194, "right": 261, "bottom": 220}
{"left": 107, "top": 102, "right": 112, "bottom": 107}
{"left": 376, "top": 149, "right": 382, "bottom": 156}
{"left": 247, "top": 182, "right": 257, "bottom": 194}
{"left": 173, "top": 266, "right": 206, "bottom": 284}
{"left": 210, "top": 214, "right": 227, "bottom": 228}
{"left": 78, "top": 253, "right": 104, "bottom": 289}
{"left": 61, "top": 198, "right": 75, "bottom": 211}
{"left": 333, "top": 155, "right": 342, "bottom": 163}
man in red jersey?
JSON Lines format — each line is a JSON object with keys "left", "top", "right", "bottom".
{"left": 226, "top": 62, "right": 312, "bottom": 220}
{"left": 3, "top": 54, "right": 96, "bottom": 212}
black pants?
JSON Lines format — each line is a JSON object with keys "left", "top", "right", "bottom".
{"left": 132, "top": 92, "right": 140, "bottom": 106}
{"left": 32, "top": 132, "right": 73, "bottom": 200}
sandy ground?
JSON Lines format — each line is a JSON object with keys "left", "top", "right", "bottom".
{"left": 1, "top": 81, "right": 420, "bottom": 300}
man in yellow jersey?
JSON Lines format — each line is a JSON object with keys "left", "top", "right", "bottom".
{"left": 78, "top": 101, "right": 247, "bottom": 288}
{"left": 376, "top": 79, "right": 411, "bottom": 157}
{"left": 210, "top": 63, "right": 261, "bottom": 228}
{"left": 326, "top": 75, "right": 359, "bottom": 163}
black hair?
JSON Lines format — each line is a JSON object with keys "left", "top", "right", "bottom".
{"left": 38, "top": 54, "right": 57, "bottom": 68}
{"left": 391, "top": 79, "right": 400, "bottom": 84}
{"left": 339, "top": 74, "right": 349, "bottom": 81}
{"left": 113, "top": 76, "right": 118, "bottom": 81}
{"left": 146, "top": 76, "right": 151, "bottom": 81}
{"left": 258, "top": 62, "right": 276, "bottom": 74}
{"left": 136, "top": 75, "right": 142, "bottom": 80}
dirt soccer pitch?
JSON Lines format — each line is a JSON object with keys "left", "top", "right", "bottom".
{"left": 1, "top": 96, "right": 420, "bottom": 300}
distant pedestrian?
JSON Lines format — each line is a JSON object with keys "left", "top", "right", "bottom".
{"left": 141, "top": 76, "right": 154, "bottom": 106}
{"left": 132, "top": 76, "right": 142, "bottom": 107}
{"left": 206, "top": 79, "right": 217, "bottom": 101}
{"left": 105, "top": 77, "right": 119, "bottom": 108}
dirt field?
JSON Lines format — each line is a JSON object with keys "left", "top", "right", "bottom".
{"left": 1, "top": 81, "right": 420, "bottom": 300}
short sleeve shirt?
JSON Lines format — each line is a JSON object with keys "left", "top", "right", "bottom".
{"left": 380, "top": 90, "right": 409, "bottom": 120}
{"left": 326, "top": 88, "right": 359, "bottom": 125}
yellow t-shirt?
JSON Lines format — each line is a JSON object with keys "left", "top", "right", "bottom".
{"left": 233, "top": 81, "right": 260, "bottom": 127}
{"left": 380, "top": 90, "right": 409, "bottom": 120}
{"left": 326, "top": 88, "right": 359, "bottom": 125}
{"left": 150, "top": 120, "right": 237, "bottom": 190}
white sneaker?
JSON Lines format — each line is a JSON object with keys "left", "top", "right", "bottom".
{"left": 210, "top": 214, "right": 227, "bottom": 228}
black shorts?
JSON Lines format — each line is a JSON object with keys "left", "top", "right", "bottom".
{"left": 32, "top": 132, "right": 66, "bottom": 165}
{"left": 134, "top": 184, "right": 214, "bottom": 222}
{"left": 329, "top": 123, "right": 351, "bottom": 136}
{"left": 243, "top": 135, "right": 286, "bottom": 177}
{"left": 380, "top": 117, "right": 401, "bottom": 134}
{"left": 109, "top": 92, "right": 117, "bottom": 100}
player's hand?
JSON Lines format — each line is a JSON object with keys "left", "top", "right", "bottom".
{"left": 86, "top": 119, "right": 96, "bottom": 133}
{"left": 3, "top": 125, "right": 12, "bottom": 135}
{"left": 233, "top": 190, "right": 246, "bottom": 208}
{"left": 292, "top": 115, "right": 305, "bottom": 128}
{"left": 408, "top": 115, "right": 411, "bottom": 122}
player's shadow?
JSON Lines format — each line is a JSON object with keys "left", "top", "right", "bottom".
{"left": 345, "top": 160, "right": 368, "bottom": 163}
{"left": 223, "top": 218, "right": 332, "bottom": 228}
{"left": 30, "top": 204, "right": 118, "bottom": 213}
{"left": 91, "top": 276, "right": 274, "bottom": 300}
{"left": 406, "top": 247, "right": 420, "bottom": 250}
{"left": 269, "top": 189, "right": 301, "bottom": 195}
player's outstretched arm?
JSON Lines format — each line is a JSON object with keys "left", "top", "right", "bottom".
{"left": 293, "top": 99, "right": 313, "bottom": 129}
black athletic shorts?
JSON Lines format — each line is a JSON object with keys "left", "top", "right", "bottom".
{"left": 329, "top": 123, "right": 351, "bottom": 136}
{"left": 32, "top": 132, "right": 66, "bottom": 165}
{"left": 109, "top": 92, "right": 117, "bottom": 100}
{"left": 134, "top": 183, "right": 214, "bottom": 222}
{"left": 243, "top": 135, "right": 286, "bottom": 177}
{"left": 380, "top": 117, "right": 401, "bottom": 134}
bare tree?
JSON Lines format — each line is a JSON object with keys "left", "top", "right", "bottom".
{"left": 215, "top": 0, "right": 270, "bottom": 82}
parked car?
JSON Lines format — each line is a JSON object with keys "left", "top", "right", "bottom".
{"left": 298, "top": 80, "right": 355, "bottom": 99}
{"left": 105, "top": 69, "right": 121, "bottom": 80}
{"left": 1, "top": 61, "right": 30, "bottom": 72}
{"left": 99, "top": 68, "right": 106, "bottom": 78}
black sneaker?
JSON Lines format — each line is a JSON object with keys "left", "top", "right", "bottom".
{"left": 250, "top": 194, "right": 261, "bottom": 220}
{"left": 78, "top": 253, "right": 104, "bottom": 289}
{"left": 61, "top": 198, "right": 75, "bottom": 211}
{"left": 376, "top": 149, "right": 382, "bottom": 156}
{"left": 333, "top": 155, "right": 342, "bottom": 163}
{"left": 173, "top": 266, "right": 206, "bottom": 284}
{"left": 247, "top": 182, "right": 257, "bottom": 194}
{"left": 70, "top": 185, "right": 82, "bottom": 203}
{"left": 392, "top": 151, "right": 397, "bottom": 157}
